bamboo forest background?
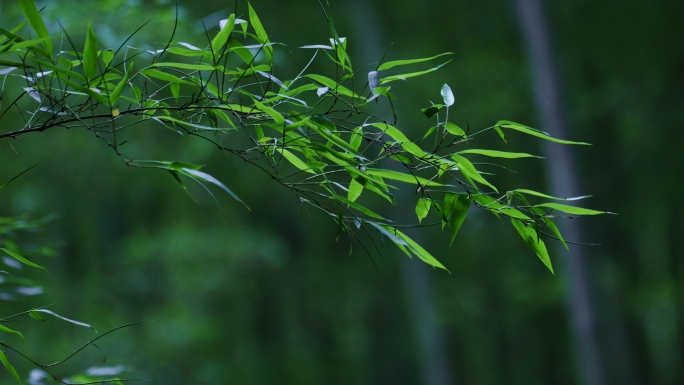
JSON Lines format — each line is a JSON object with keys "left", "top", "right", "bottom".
{"left": 0, "top": 0, "right": 682, "bottom": 384}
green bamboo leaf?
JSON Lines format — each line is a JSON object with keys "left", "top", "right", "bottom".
{"left": 421, "top": 104, "right": 443, "bottom": 118}
{"left": 370, "top": 123, "right": 427, "bottom": 157}
{"left": 1, "top": 248, "right": 46, "bottom": 271}
{"left": 101, "top": 49, "right": 113, "bottom": 66}
{"left": 379, "top": 61, "right": 450, "bottom": 84}
{"left": 248, "top": 3, "right": 273, "bottom": 61}
{"left": 451, "top": 154, "right": 498, "bottom": 193}
{"left": 378, "top": 52, "right": 454, "bottom": 71}
{"left": 254, "top": 100, "right": 284, "bottom": 125}
{"left": 150, "top": 62, "right": 217, "bottom": 71}
{"left": 365, "top": 168, "right": 446, "bottom": 187}
{"left": 449, "top": 194, "right": 471, "bottom": 245}
{"left": 0, "top": 349, "right": 22, "bottom": 385}
{"left": 29, "top": 310, "right": 47, "bottom": 322}
{"left": 513, "top": 189, "right": 591, "bottom": 201}
{"left": 350, "top": 126, "right": 363, "bottom": 151}
{"left": 330, "top": 196, "right": 385, "bottom": 220}
{"left": 276, "top": 148, "right": 315, "bottom": 174}
{"left": 458, "top": 149, "right": 542, "bottom": 159}
{"left": 211, "top": 14, "right": 235, "bottom": 55}
{"left": 141, "top": 68, "right": 196, "bottom": 86}
{"left": 0, "top": 324, "right": 24, "bottom": 341}
{"left": 83, "top": 24, "right": 98, "bottom": 80}
{"left": 534, "top": 203, "right": 612, "bottom": 216}
{"left": 445, "top": 122, "right": 465, "bottom": 136}
{"left": 18, "top": 0, "right": 51, "bottom": 55}
{"left": 497, "top": 120, "right": 590, "bottom": 145}
{"left": 348, "top": 178, "right": 364, "bottom": 202}
{"left": 391, "top": 226, "right": 447, "bottom": 270}
{"left": 180, "top": 168, "right": 250, "bottom": 210}
{"left": 511, "top": 219, "right": 553, "bottom": 274}
{"left": 304, "top": 74, "right": 359, "bottom": 98}
{"left": 415, "top": 197, "right": 431, "bottom": 223}
{"left": 110, "top": 62, "right": 133, "bottom": 105}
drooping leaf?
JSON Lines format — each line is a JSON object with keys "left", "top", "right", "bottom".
{"left": 441, "top": 83, "right": 454, "bottom": 107}
{"left": 181, "top": 168, "right": 249, "bottom": 210}
{"left": 330, "top": 196, "right": 385, "bottom": 220}
{"left": 365, "top": 168, "right": 446, "bottom": 187}
{"left": 83, "top": 24, "right": 98, "bottom": 80}
{"left": 378, "top": 52, "right": 454, "bottom": 71}
{"left": 458, "top": 149, "right": 542, "bottom": 159}
{"left": 534, "top": 203, "right": 612, "bottom": 216}
{"left": 276, "top": 149, "right": 315, "bottom": 174}
{"left": 513, "top": 189, "right": 591, "bottom": 201}
{"left": 449, "top": 194, "right": 471, "bottom": 245}
{"left": 0, "top": 348, "right": 22, "bottom": 385}
{"left": 254, "top": 100, "right": 284, "bottom": 126}
{"left": 348, "top": 178, "right": 364, "bottom": 202}
{"left": 497, "top": 120, "right": 590, "bottom": 145}
{"left": 1, "top": 248, "right": 46, "bottom": 271}
{"left": 415, "top": 197, "right": 431, "bottom": 223}
{"left": 18, "top": 0, "right": 51, "bottom": 55}
{"left": 0, "top": 324, "right": 24, "bottom": 341}
{"left": 350, "top": 126, "right": 363, "bottom": 151}
{"left": 511, "top": 219, "right": 553, "bottom": 274}
{"left": 451, "top": 154, "right": 498, "bottom": 193}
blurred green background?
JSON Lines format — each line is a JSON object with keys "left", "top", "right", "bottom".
{"left": 0, "top": 0, "right": 682, "bottom": 384}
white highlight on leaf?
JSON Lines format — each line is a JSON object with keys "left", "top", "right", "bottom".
{"left": 178, "top": 42, "right": 202, "bottom": 51}
{"left": 39, "top": 107, "right": 68, "bottom": 116}
{"left": 317, "top": 87, "right": 329, "bottom": 97}
{"left": 220, "top": 18, "right": 247, "bottom": 30}
{"left": 0, "top": 67, "right": 17, "bottom": 75}
{"left": 329, "top": 37, "right": 347, "bottom": 47}
{"left": 299, "top": 45, "right": 333, "bottom": 50}
{"left": 16, "top": 286, "right": 43, "bottom": 296}
{"left": 368, "top": 71, "right": 380, "bottom": 94}
{"left": 441, "top": 83, "right": 454, "bottom": 107}
{"left": 23, "top": 87, "right": 41, "bottom": 103}
{"left": 86, "top": 365, "right": 127, "bottom": 376}
{"left": 257, "top": 71, "right": 288, "bottom": 90}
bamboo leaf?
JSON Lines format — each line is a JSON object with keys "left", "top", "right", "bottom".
{"left": 248, "top": 2, "right": 273, "bottom": 61}
{"left": 83, "top": 24, "right": 98, "bottom": 80}
{"left": 365, "top": 168, "right": 446, "bottom": 187}
{"left": 141, "top": 68, "right": 196, "bottom": 86}
{"left": 348, "top": 178, "right": 364, "bottom": 202}
{"left": 211, "top": 14, "right": 235, "bottom": 55}
{"left": 534, "top": 203, "right": 612, "bottom": 216}
{"left": 379, "top": 61, "right": 450, "bottom": 84}
{"left": 1, "top": 248, "right": 46, "bottom": 271}
{"left": 0, "top": 349, "right": 22, "bottom": 385}
{"left": 378, "top": 52, "right": 454, "bottom": 71}
{"left": 0, "top": 324, "right": 24, "bottom": 341}
{"left": 458, "top": 149, "right": 542, "bottom": 159}
{"left": 511, "top": 219, "right": 553, "bottom": 274}
{"left": 18, "top": 0, "right": 51, "bottom": 55}
{"left": 497, "top": 120, "right": 590, "bottom": 145}
{"left": 415, "top": 197, "right": 431, "bottom": 223}
{"left": 449, "top": 194, "right": 471, "bottom": 245}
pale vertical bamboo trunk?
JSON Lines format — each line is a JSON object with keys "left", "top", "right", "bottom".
{"left": 513, "top": 0, "right": 605, "bottom": 384}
